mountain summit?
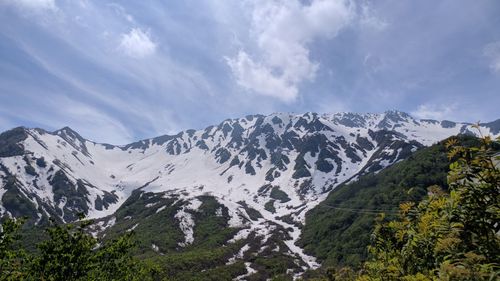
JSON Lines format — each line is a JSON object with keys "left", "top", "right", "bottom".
{"left": 0, "top": 111, "right": 498, "bottom": 271}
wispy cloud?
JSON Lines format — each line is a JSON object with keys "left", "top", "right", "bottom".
{"left": 0, "top": 1, "right": 207, "bottom": 142}
{"left": 0, "top": 92, "right": 134, "bottom": 144}
{"left": 29, "top": 95, "right": 135, "bottom": 144}
{"left": 0, "top": 1, "right": 498, "bottom": 143}
{"left": 1, "top": 0, "right": 57, "bottom": 12}
{"left": 483, "top": 41, "right": 500, "bottom": 73}
{"left": 107, "top": 2, "right": 134, "bottom": 23}
{"left": 411, "top": 104, "right": 457, "bottom": 120}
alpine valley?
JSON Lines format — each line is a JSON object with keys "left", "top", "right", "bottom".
{"left": 1, "top": 110, "right": 499, "bottom": 280}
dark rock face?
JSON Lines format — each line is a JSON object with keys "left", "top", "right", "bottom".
{"left": 0, "top": 111, "right": 493, "bottom": 228}
{"left": 441, "top": 120, "right": 456, "bottom": 128}
{"left": 335, "top": 113, "right": 367, "bottom": 128}
{"left": 49, "top": 171, "right": 90, "bottom": 221}
{"left": 1, "top": 174, "right": 38, "bottom": 219}
{"left": 94, "top": 191, "right": 118, "bottom": 211}
{"left": 0, "top": 127, "right": 28, "bottom": 157}
{"left": 481, "top": 119, "right": 500, "bottom": 135}
{"left": 53, "top": 127, "right": 91, "bottom": 157}
{"left": 377, "top": 111, "right": 409, "bottom": 130}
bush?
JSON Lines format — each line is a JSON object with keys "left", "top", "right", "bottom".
{"left": 0, "top": 215, "right": 156, "bottom": 281}
{"left": 359, "top": 133, "right": 500, "bottom": 280}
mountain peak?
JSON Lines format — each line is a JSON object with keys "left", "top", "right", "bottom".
{"left": 53, "top": 126, "right": 85, "bottom": 142}
{"left": 1, "top": 111, "right": 499, "bottom": 274}
{"left": 383, "top": 109, "right": 412, "bottom": 119}
{"left": 54, "top": 126, "right": 77, "bottom": 135}
{"left": 50, "top": 126, "right": 90, "bottom": 156}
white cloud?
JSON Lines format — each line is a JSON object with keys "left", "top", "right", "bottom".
{"left": 226, "top": 0, "right": 354, "bottom": 102}
{"left": 107, "top": 3, "right": 134, "bottom": 23}
{"left": 411, "top": 104, "right": 457, "bottom": 120}
{"left": 226, "top": 51, "right": 298, "bottom": 102}
{"left": 2, "top": 0, "right": 57, "bottom": 12}
{"left": 483, "top": 41, "right": 500, "bottom": 73}
{"left": 119, "top": 28, "right": 157, "bottom": 58}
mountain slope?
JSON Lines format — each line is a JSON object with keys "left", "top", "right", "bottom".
{"left": 1, "top": 111, "right": 498, "bottom": 277}
{"left": 298, "top": 135, "right": 497, "bottom": 269}
{"left": 297, "top": 138, "right": 452, "bottom": 267}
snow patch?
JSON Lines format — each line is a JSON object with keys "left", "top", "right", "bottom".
{"left": 127, "top": 223, "right": 139, "bottom": 232}
{"left": 175, "top": 198, "right": 202, "bottom": 247}
{"left": 235, "top": 262, "right": 257, "bottom": 280}
{"left": 156, "top": 205, "right": 167, "bottom": 213}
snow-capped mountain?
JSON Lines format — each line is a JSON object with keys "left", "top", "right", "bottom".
{"left": 1, "top": 110, "right": 499, "bottom": 270}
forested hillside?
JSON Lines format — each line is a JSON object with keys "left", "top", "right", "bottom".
{"left": 299, "top": 136, "right": 479, "bottom": 267}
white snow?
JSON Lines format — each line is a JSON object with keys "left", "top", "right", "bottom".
{"left": 151, "top": 243, "right": 159, "bottom": 252}
{"left": 155, "top": 205, "right": 167, "bottom": 213}
{"left": 235, "top": 262, "right": 257, "bottom": 280}
{"left": 127, "top": 223, "right": 139, "bottom": 232}
{"left": 215, "top": 207, "right": 223, "bottom": 217}
{"left": 228, "top": 228, "right": 253, "bottom": 243}
{"left": 175, "top": 198, "right": 202, "bottom": 247}
{"left": 1, "top": 112, "right": 498, "bottom": 273}
{"left": 227, "top": 243, "right": 251, "bottom": 265}
{"left": 145, "top": 202, "right": 158, "bottom": 208}
{"left": 0, "top": 184, "right": 7, "bottom": 215}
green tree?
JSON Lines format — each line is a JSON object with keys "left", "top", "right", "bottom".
{"left": 29, "top": 216, "right": 160, "bottom": 281}
{"left": 1, "top": 214, "right": 159, "bottom": 281}
{"left": 30, "top": 218, "right": 97, "bottom": 280}
{"left": 358, "top": 133, "right": 500, "bottom": 281}
{"left": 0, "top": 217, "right": 27, "bottom": 280}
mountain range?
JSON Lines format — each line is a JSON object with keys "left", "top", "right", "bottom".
{"left": 1, "top": 110, "right": 499, "bottom": 278}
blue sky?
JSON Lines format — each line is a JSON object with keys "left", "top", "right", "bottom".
{"left": 1, "top": 0, "right": 499, "bottom": 144}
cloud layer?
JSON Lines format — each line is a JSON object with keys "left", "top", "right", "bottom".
{"left": 411, "top": 104, "right": 457, "bottom": 120}
{"left": 3, "top": 0, "right": 56, "bottom": 12}
{"left": 0, "top": 0, "right": 499, "bottom": 143}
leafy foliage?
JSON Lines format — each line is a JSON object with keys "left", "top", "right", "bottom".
{"left": 105, "top": 190, "right": 184, "bottom": 255}
{"left": 0, "top": 215, "right": 156, "bottom": 281}
{"left": 146, "top": 245, "right": 246, "bottom": 280}
{"left": 117, "top": 203, "right": 251, "bottom": 279}
{"left": 357, "top": 133, "right": 500, "bottom": 280}
{"left": 0, "top": 192, "right": 261, "bottom": 280}
{"left": 299, "top": 138, "right": 455, "bottom": 267}
{"left": 0, "top": 217, "right": 26, "bottom": 280}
